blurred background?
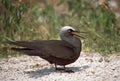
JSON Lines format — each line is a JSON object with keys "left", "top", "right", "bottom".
{"left": 0, "top": 0, "right": 120, "bottom": 57}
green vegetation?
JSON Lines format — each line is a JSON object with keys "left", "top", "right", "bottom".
{"left": 0, "top": 0, "right": 120, "bottom": 57}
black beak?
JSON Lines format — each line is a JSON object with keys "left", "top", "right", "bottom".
{"left": 71, "top": 30, "right": 85, "bottom": 39}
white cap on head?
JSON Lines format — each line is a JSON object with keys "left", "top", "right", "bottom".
{"left": 60, "top": 26, "right": 75, "bottom": 40}
{"left": 60, "top": 26, "right": 75, "bottom": 36}
{"left": 60, "top": 26, "right": 75, "bottom": 32}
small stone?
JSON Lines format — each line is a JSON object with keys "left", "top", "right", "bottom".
{"left": 114, "top": 75, "right": 118, "bottom": 78}
{"left": 112, "top": 68, "right": 115, "bottom": 71}
{"left": 90, "top": 59, "right": 94, "bottom": 62}
{"left": 91, "top": 71, "right": 95, "bottom": 74}
{"left": 104, "top": 57, "right": 110, "bottom": 62}
{"left": 98, "top": 57, "right": 103, "bottom": 62}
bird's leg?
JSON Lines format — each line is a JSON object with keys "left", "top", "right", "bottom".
{"left": 55, "top": 63, "right": 58, "bottom": 70}
{"left": 63, "top": 65, "right": 66, "bottom": 69}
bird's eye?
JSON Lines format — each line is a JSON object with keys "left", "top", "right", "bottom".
{"left": 68, "top": 29, "right": 73, "bottom": 33}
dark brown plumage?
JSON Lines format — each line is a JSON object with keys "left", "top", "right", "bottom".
{"left": 8, "top": 26, "right": 82, "bottom": 72}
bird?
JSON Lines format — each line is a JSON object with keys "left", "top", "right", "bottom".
{"left": 7, "top": 26, "right": 82, "bottom": 72}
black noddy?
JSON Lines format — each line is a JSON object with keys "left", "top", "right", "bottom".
{"left": 8, "top": 26, "right": 83, "bottom": 72}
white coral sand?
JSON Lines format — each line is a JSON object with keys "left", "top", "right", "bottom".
{"left": 0, "top": 52, "right": 120, "bottom": 81}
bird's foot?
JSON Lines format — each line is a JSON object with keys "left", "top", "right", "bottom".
{"left": 64, "top": 69, "right": 74, "bottom": 73}
{"left": 55, "top": 67, "right": 65, "bottom": 71}
{"left": 55, "top": 68, "right": 74, "bottom": 73}
{"left": 55, "top": 64, "right": 74, "bottom": 73}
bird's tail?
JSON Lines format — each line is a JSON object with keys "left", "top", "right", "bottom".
{"left": 7, "top": 41, "right": 39, "bottom": 56}
{"left": 11, "top": 47, "right": 38, "bottom": 56}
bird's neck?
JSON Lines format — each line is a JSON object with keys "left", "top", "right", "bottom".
{"left": 64, "top": 36, "right": 82, "bottom": 58}
{"left": 62, "top": 36, "right": 81, "bottom": 48}
{"left": 62, "top": 36, "right": 82, "bottom": 59}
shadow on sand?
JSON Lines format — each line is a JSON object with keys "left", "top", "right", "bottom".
{"left": 24, "top": 65, "right": 90, "bottom": 78}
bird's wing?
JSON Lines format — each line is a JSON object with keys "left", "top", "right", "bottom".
{"left": 40, "top": 40, "right": 75, "bottom": 59}
{"left": 8, "top": 40, "right": 75, "bottom": 59}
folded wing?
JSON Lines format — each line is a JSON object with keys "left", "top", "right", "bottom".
{"left": 8, "top": 40, "right": 75, "bottom": 59}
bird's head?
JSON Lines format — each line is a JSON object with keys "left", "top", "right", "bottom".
{"left": 60, "top": 26, "right": 84, "bottom": 40}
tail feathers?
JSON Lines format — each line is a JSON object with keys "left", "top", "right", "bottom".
{"left": 11, "top": 47, "right": 39, "bottom": 56}
{"left": 7, "top": 41, "right": 34, "bottom": 48}
{"left": 11, "top": 47, "right": 32, "bottom": 50}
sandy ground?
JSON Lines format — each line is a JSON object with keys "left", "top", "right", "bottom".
{"left": 0, "top": 52, "right": 120, "bottom": 81}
